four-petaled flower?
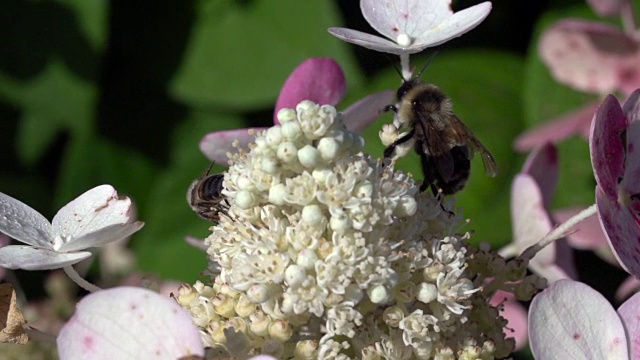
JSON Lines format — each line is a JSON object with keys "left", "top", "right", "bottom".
{"left": 0, "top": 185, "right": 143, "bottom": 270}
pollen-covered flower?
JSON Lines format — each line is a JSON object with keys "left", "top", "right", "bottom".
{"left": 178, "top": 100, "right": 537, "bottom": 359}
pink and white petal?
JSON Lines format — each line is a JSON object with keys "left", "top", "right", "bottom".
{"left": 52, "top": 185, "right": 136, "bottom": 240}
{"left": 0, "top": 234, "right": 7, "bottom": 279}
{"left": 342, "top": 89, "right": 395, "bottom": 133}
{"left": 199, "top": 128, "right": 264, "bottom": 165}
{"left": 511, "top": 174, "right": 554, "bottom": 263}
{"left": 615, "top": 275, "right": 640, "bottom": 302}
{"left": 529, "top": 279, "right": 628, "bottom": 360}
{"left": 540, "top": 20, "right": 640, "bottom": 94}
{"left": 490, "top": 290, "right": 528, "bottom": 351}
{"left": 590, "top": 95, "right": 628, "bottom": 198}
{"left": 522, "top": 143, "right": 558, "bottom": 207}
{"left": 58, "top": 222, "right": 144, "bottom": 253}
{"left": 57, "top": 287, "right": 204, "bottom": 360}
{"left": 514, "top": 101, "right": 599, "bottom": 152}
{"left": 618, "top": 291, "right": 640, "bottom": 358}
{"left": 554, "top": 207, "right": 607, "bottom": 250}
{"left": 327, "top": 28, "right": 409, "bottom": 55}
{"left": 0, "top": 191, "right": 53, "bottom": 248}
{"left": 587, "top": 0, "right": 623, "bottom": 17}
{"left": 596, "top": 186, "right": 640, "bottom": 278}
{"left": 0, "top": 245, "right": 91, "bottom": 270}
{"left": 409, "top": 2, "right": 492, "bottom": 49}
{"left": 361, "top": 0, "right": 454, "bottom": 41}
{"left": 274, "top": 58, "right": 346, "bottom": 123}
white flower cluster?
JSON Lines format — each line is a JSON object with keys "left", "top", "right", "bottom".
{"left": 177, "top": 101, "right": 518, "bottom": 359}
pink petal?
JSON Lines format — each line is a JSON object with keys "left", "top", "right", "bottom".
{"left": 199, "top": 128, "right": 264, "bottom": 164}
{"left": 327, "top": 27, "right": 409, "bottom": 55}
{"left": 514, "top": 101, "right": 599, "bottom": 152}
{"left": 52, "top": 185, "right": 137, "bottom": 240}
{"left": 539, "top": 19, "right": 640, "bottom": 94}
{"left": 554, "top": 207, "right": 607, "bottom": 250}
{"left": 619, "top": 90, "right": 640, "bottom": 210}
{"left": 360, "top": 0, "right": 491, "bottom": 50}
{"left": 490, "top": 290, "right": 528, "bottom": 351}
{"left": 587, "top": 0, "right": 623, "bottom": 17}
{"left": 590, "top": 94, "right": 628, "bottom": 199}
{"left": 596, "top": 186, "right": 640, "bottom": 278}
{"left": 57, "top": 287, "right": 204, "bottom": 360}
{"left": 274, "top": 58, "right": 346, "bottom": 124}
{"left": 342, "top": 90, "right": 395, "bottom": 133}
{"left": 529, "top": 280, "right": 628, "bottom": 360}
{"left": 0, "top": 245, "right": 91, "bottom": 270}
{"left": 615, "top": 275, "right": 640, "bottom": 302}
{"left": 522, "top": 143, "right": 558, "bottom": 207}
{"left": 0, "top": 191, "right": 53, "bottom": 248}
{"left": 618, "top": 291, "right": 640, "bottom": 358}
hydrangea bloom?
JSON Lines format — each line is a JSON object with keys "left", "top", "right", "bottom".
{"left": 176, "top": 100, "right": 544, "bottom": 359}
{"left": 0, "top": 185, "right": 143, "bottom": 271}
{"left": 529, "top": 279, "right": 638, "bottom": 359}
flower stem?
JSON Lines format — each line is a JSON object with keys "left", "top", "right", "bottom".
{"left": 400, "top": 53, "right": 411, "bottom": 80}
{"left": 519, "top": 204, "right": 598, "bottom": 262}
{"left": 63, "top": 265, "right": 101, "bottom": 293}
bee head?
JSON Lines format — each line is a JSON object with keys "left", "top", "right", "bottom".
{"left": 396, "top": 78, "right": 419, "bottom": 101}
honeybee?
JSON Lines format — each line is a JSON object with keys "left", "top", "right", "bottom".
{"left": 187, "top": 163, "right": 229, "bottom": 222}
{"left": 384, "top": 79, "right": 497, "bottom": 195}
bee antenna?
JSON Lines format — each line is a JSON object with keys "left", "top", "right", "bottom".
{"left": 414, "top": 50, "right": 439, "bottom": 80}
{"left": 383, "top": 54, "right": 406, "bottom": 81}
{"left": 203, "top": 161, "right": 216, "bottom": 177}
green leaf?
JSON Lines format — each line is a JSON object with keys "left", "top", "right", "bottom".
{"left": 1, "top": 61, "right": 97, "bottom": 166}
{"left": 170, "top": 0, "right": 362, "bottom": 109}
{"left": 57, "top": 0, "right": 108, "bottom": 51}
{"left": 361, "top": 50, "right": 525, "bottom": 246}
{"left": 133, "top": 111, "right": 245, "bottom": 282}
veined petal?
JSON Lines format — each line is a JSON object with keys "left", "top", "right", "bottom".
{"left": 529, "top": 280, "right": 628, "bottom": 360}
{"left": 0, "top": 191, "right": 53, "bottom": 248}
{"left": 57, "top": 287, "right": 204, "bottom": 360}
{"left": 342, "top": 89, "right": 395, "bottom": 133}
{"left": 539, "top": 20, "right": 640, "bottom": 94}
{"left": 200, "top": 128, "right": 264, "bottom": 165}
{"left": 0, "top": 245, "right": 91, "bottom": 270}
{"left": 274, "top": 58, "right": 346, "bottom": 124}
{"left": 514, "top": 101, "right": 599, "bottom": 152}
{"left": 361, "top": 0, "right": 453, "bottom": 41}
{"left": 590, "top": 95, "right": 627, "bottom": 198}
{"left": 596, "top": 186, "right": 640, "bottom": 278}
{"left": 409, "top": 2, "right": 492, "bottom": 49}
{"left": 52, "top": 185, "right": 136, "bottom": 240}
{"left": 328, "top": 28, "right": 412, "bottom": 55}
{"left": 619, "top": 90, "right": 640, "bottom": 210}
{"left": 57, "top": 222, "right": 144, "bottom": 253}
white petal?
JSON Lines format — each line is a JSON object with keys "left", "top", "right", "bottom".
{"left": 412, "top": 2, "right": 492, "bottom": 48}
{"left": 529, "top": 280, "right": 628, "bottom": 360}
{"left": 57, "top": 222, "right": 144, "bottom": 253}
{"left": 361, "top": 0, "right": 454, "bottom": 41}
{"left": 52, "top": 185, "right": 136, "bottom": 241}
{"left": 618, "top": 292, "right": 640, "bottom": 358}
{"left": 328, "top": 28, "right": 414, "bottom": 55}
{"left": 0, "top": 192, "right": 53, "bottom": 248}
{"left": 57, "top": 287, "right": 204, "bottom": 360}
{"left": 0, "top": 245, "right": 91, "bottom": 270}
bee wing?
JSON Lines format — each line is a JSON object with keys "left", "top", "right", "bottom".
{"left": 415, "top": 112, "right": 457, "bottom": 182}
{"left": 450, "top": 116, "right": 498, "bottom": 177}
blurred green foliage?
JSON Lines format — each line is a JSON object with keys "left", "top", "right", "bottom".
{"left": 0, "top": 0, "right": 607, "bottom": 294}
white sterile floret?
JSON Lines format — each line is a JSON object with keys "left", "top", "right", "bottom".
{"left": 0, "top": 185, "right": 143, "bottom": 270}
{"left": 184, "top": 101, "right": 515, "bottom": 359}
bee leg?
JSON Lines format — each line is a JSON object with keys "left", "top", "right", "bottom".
{"left": 428, "top": 184, "right": 455, "bottom": 218}
{"left": 383, "top": 105, "right": 398, "bottom": 113}
{"left": 383, "top": 128, "right": 416, "bottom": 159}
